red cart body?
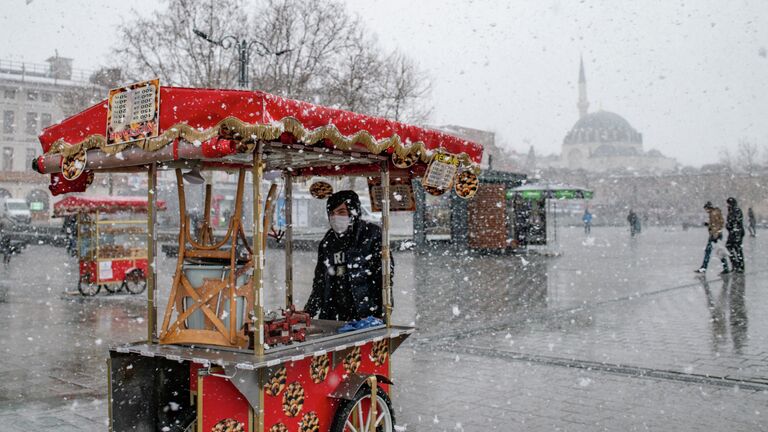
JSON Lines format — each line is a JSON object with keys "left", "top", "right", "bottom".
{"left": 79, "top": 257, "right": 149, "bottom": 284}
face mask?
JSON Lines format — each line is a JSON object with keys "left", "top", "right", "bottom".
{"left": 330, "top": 215, "right": 351, "bottom": 234}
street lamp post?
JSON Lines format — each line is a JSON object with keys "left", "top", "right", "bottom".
{"left": 193, "top": 29, "right": 290, "bottom": 90}
{"left": 190, "top": 29, "right": 290, "bottom": 234}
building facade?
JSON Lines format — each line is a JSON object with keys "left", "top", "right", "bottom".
{"left": 0, "top": 55, "right": 108, "bottom": 220}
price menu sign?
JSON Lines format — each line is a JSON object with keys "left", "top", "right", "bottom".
{"left": 368, "top": 177, "right": 415, "bottom": 212}
{"left": 106, "top": 79, "right": 160, "bottom": 145}
{"left": 422, "top": 152, "right": 459, "bottom": 190}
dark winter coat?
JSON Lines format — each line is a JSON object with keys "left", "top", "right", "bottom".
{"left": 726, "top": 205, "right": 744, "bottom": 244}
{"left": 304, "top": 219, "right": 393, "bottom": 321}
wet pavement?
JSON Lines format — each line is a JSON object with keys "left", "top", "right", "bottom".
{"left": 0, "top": 226, "right": 767, "bottom": 430}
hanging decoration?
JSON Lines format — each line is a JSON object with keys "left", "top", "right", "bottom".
{"left": 454, "top": 170, "right": 479, "bottom": 199}
{"left": 60, "top": 148, "right": 87, "bottom": 181}
{"left": 309, "top": 181, "right": 334, "bottom": 199}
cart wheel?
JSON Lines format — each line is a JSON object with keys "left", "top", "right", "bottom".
{"left": 122, "top": 269, "right": 146, "bottom": 294}
{"left": 103, "top": 284, "right": 119, "bottom": 294}
{"left": 78, "top": 277, "right": 100, "bottom": 296}
{"left": 330, "top": 386, "right": 394, "bottom": 432}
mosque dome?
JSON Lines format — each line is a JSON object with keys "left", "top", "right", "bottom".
{"left": 563, "top": 110, "right": 643, "bottom": 145}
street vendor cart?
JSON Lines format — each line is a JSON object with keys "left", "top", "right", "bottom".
{"left": 33, "top": 81, "right": 483, "bottom": 432}
{"left": 54, "top": 195, "right": 166, "bottom": 296}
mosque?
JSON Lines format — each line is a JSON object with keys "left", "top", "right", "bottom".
{"left": 556, "top": 59, "right": 677, "bottom": 173}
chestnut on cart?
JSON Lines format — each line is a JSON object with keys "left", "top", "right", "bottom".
{"left": 33, "top": 81, "right": 483, "bottom": 432}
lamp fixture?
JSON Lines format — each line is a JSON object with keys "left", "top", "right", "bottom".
{"left": 182, "top": 166, "right": 205, "bottom": 184}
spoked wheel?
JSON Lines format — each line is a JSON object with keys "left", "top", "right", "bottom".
{"left": 331, "top": 386, "right": 394, "bottom": 432}
{"left": 78, "top": 277, "right": 101, "bottom": 296}
{"left": 122, "top": 269, "right": 146, "bottom": 294}
{"left": 102, "top": 284, "right": 119, "bottom": 294}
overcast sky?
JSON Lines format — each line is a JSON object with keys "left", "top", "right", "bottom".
{"left": 2, "top": 0, "right": 767, "bottom": 167}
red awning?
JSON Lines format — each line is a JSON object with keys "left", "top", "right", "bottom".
{"left": 53, "top": 195, "right": 166, "bottom": 216}
{"left": 36, "top": 87, "right": 483, "bottom": 196}
{"left": 39, "top": 87, "right": 482, "bottom": 162}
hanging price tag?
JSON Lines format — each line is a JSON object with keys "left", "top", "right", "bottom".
{"left": 368, "top": 177, "right": 415, "bottom": 212}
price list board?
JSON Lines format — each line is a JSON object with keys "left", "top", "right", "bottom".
{"left": 368, "top": 177, "right": 416, "bottom": 212}
{"left": 106, "top": 79, "right": 160, "bottom": 146}
{"left": 422, "top": 152, "right": 459, "bottom": 190}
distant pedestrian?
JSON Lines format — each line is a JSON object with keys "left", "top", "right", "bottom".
{"left": 695, "top": 201, "right": 729, "bottom": 274}
{"left": 635, "top": 214, "right": 642, "bottom": 235}
{"left": 627, "top": 210, "right": 641, "bottom": 237}
{"left": 747, "top": 207, "right": 756, "bottom": 237}
{"left": 0, "top": 221, "right": 10, "bottom": 266}
{"left": 582, "top": 208, "right": 593, "bottom": 235}
{"left": 62, "top": 215, "right": 77, "bottom": 256}
{"left": 725, "top": 197, "right": 745, "bottom": 273}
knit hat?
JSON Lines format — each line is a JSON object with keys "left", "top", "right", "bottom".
{"left": 326, "top": 190, "right": 362, "bottom": 219}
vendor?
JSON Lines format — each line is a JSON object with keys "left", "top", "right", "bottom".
{"left": 304, "top": 190, "right": 392, "bottom": 321}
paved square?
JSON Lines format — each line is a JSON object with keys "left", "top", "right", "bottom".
{"left": 0, "top": 226, "right": 766, "bottom": 430}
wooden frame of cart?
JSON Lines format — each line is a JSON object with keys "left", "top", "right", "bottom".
{"left": 33, "top": 82, "right": 484, "bottom": 432}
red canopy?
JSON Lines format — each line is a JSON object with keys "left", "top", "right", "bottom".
{"left": 39, "top": 87, "right": 482, "bottom": 160}
{"left": 36, "top": 87, "right": 483, "bottom": 195}
{"left": 53, "top": 195, "right": 166, "bottom": 216}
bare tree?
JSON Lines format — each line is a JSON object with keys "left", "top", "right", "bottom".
{"left": 113, "top": 0, "right": 246, "bottom": 87}
{"left": 251, "top": 2, "right": 432, "bottom": 123}
{"left": 372, "top": 51, "right": 432, "bottom": 123}
{"left": 109, "top": 0, "right": 432, "bottom": 123}
{"left": 717, "top": 146, "right": 735, "bottom": 173}
{"left": 250, "top": 0, "right": 364, "bottom": 101}
{"left": 736, "top": 138, "right": 760, "bottom": 175}
{"left": 321, "top": 31, "right": 383, "bottom": 114}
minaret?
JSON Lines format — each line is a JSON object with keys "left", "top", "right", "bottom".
{"left": 577, "top": 56, "right": 589, "bottom": 119}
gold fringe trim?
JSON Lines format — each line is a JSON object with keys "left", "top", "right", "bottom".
{"left": 46, "top": 116, "right": 481, "bottom": 171}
